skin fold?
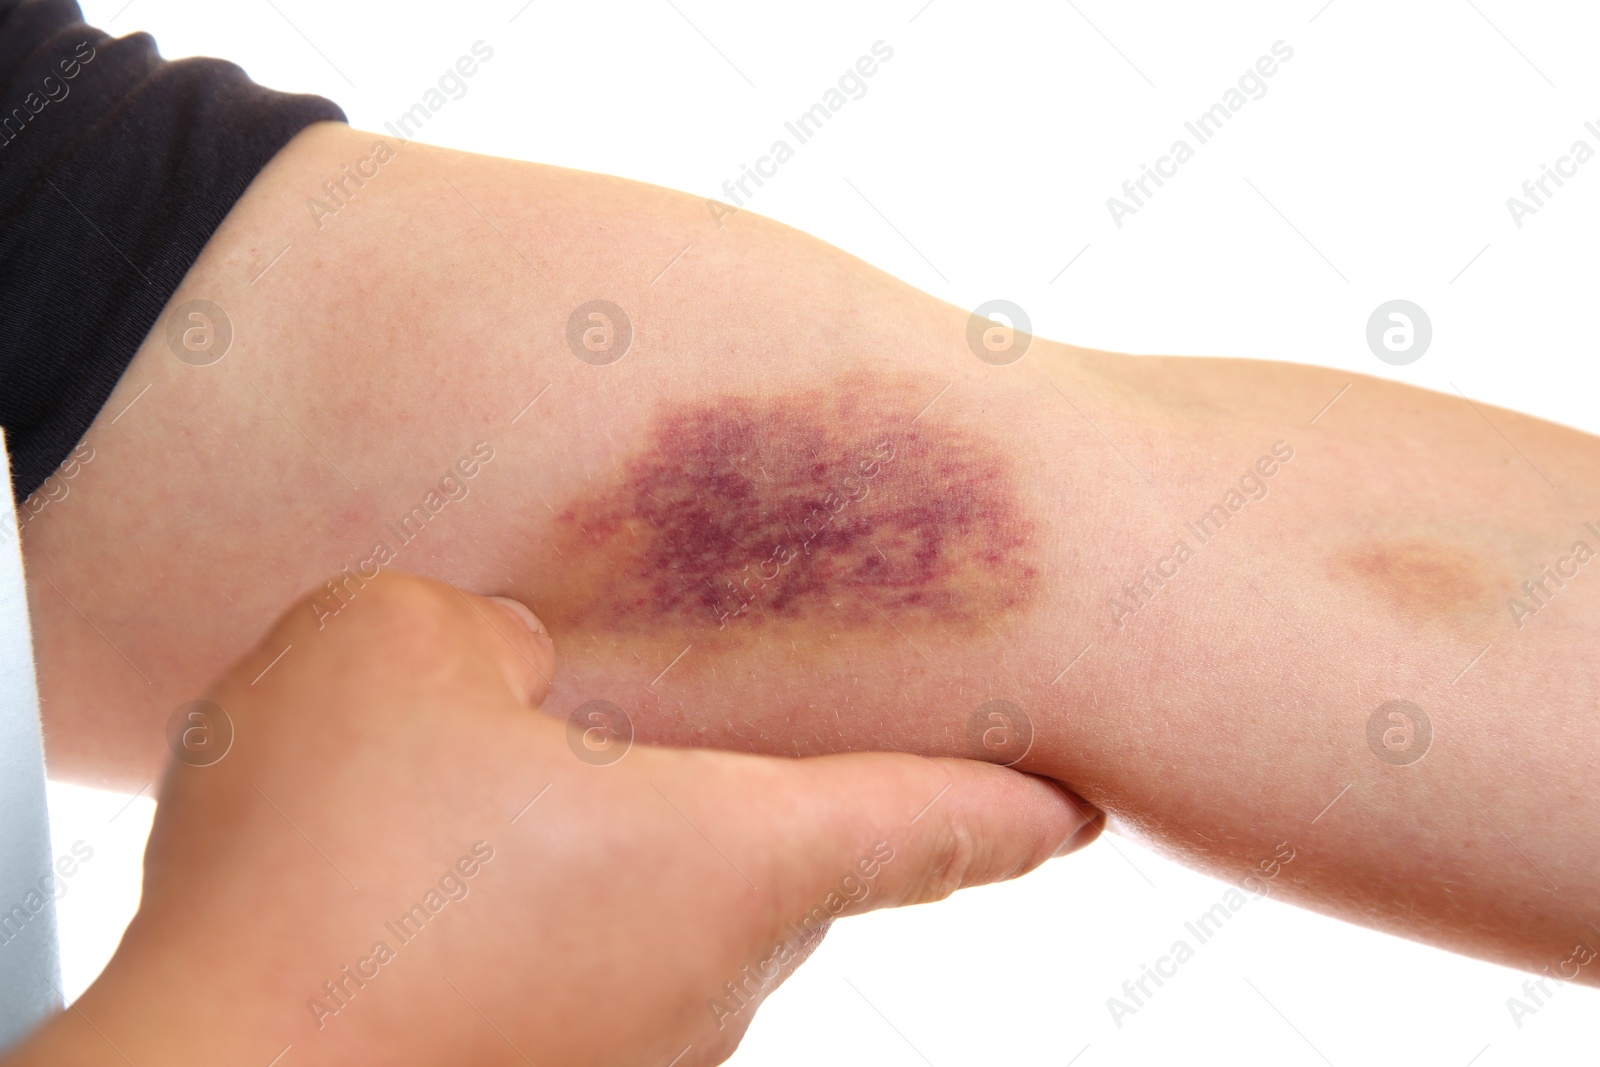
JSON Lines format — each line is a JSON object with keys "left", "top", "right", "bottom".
{"left": 20, "top": 121, "right": 1600, "bottom": 984}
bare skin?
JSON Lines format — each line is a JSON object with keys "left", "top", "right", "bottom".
{"left": 20, "top": 121, "right": 1600, "bottom": 983}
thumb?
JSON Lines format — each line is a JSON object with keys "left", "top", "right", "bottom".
{"left": 773, "top": 754, "right": 1103, "bottom": 919}
{"left": 471, "top": 592, "right": 557, "bottom": 707}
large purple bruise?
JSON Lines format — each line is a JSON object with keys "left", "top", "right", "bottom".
{"left": 561, "top": 392, "right": 1038, "bottom": 632}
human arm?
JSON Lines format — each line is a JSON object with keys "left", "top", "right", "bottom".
{"left": 22, "top": 120, "right": 1600, "bottom": 981}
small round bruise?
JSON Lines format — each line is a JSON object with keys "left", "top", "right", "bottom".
{"left": 548, "top": 384, "right": 1041, "bottom": 638}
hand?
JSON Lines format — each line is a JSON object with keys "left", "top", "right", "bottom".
{"left": 8, "top": 573, "right": 1101, "bottom": 1067}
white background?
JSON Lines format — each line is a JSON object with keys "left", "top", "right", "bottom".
{"left": 56, "top": 0, "right": 1600, "bottom": 1062}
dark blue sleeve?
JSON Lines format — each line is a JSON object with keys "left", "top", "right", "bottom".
{"left": 0, "top": 0, "right": 346, "bottom": 501}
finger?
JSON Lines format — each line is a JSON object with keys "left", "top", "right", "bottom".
{"left": 218, "top": 572, "right": 555, "bottom": 709}
{"left": 771, "top": 753, "right": 1103, "bottom": 917}
{"left": 463, "top": 591, "right": 556, "bottom": 707}
{"left": 1046, "top": 778, "right": 1107, "bottom": 856}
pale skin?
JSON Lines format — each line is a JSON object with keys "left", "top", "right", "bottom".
{"left": 19, "top": 121, "right": 1600, "bottom": 985}
{"left": 1, "top": 575, "right": 1100, "bottom": 1066}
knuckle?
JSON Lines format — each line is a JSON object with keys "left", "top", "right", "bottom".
{"left": 326, "top": 573, "right": 459, "bottom": 645}
{"left": 341, "top": 571, "right": 453, "bottom": 621}
{"left": 918, "top": 820, "right": 980, "bottom": 904}
{"left": 261, "top": 572, "right": 469, "bottom": 681}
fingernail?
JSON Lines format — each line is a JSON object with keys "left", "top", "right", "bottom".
{"left": 487, "top": 595, "right": 548, "bottom": 638}
{"left": 1042, "top": 780, "right": 1104, "bottom": 858}
{"left": 482, "top": 595, "right": 556, "bottom": 705}
{"left": 1054, "top": 809, "right": 1106, "bottom": 857}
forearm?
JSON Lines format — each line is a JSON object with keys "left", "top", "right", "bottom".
{"left": 24, "top": 121, "right": 1599, "bottom": 979}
